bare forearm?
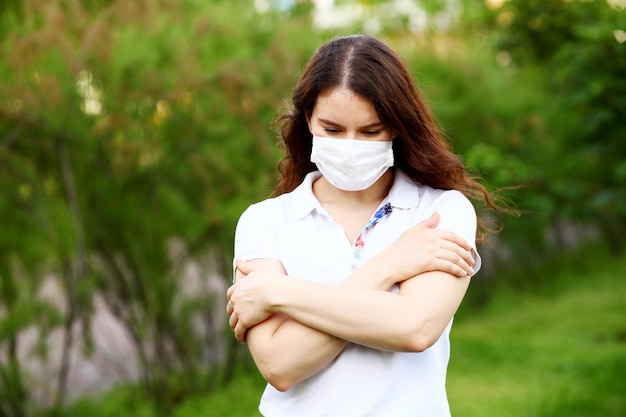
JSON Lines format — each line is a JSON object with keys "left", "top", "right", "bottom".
{"left": 244, "top": 257, "right": 396, "bottom": 389}
{"left": 231, "top": 235, "right": 472, "bottom": 386}
{"left": 271, "top": 280, "right": 410, "bottom": 350}
{"left": 269, "top": 271, "right": 470, "bottom": 352}
{"left": 248, "top": 315, "right": 346, "bottom": 391}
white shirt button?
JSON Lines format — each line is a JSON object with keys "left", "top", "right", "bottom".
{"left": 350, "top": 264, "right": 358, "bottom": 271}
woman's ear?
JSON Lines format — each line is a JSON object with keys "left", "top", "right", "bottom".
{"left": 305, "top": 112, "right": 312, "bottom": 133}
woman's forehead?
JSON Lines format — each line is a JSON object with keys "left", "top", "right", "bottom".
{"left": 312, "top": 88, "right": 380, "bottom": 125}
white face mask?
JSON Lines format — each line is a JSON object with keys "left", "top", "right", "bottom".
{"left": 310, "top": 135, "right": 394, "bottom": 191}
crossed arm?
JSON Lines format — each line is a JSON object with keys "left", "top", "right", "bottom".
{"left": 226, "top": 212, "right": 476, "bottom": 391}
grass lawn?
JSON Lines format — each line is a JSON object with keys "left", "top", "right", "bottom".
{"left": 209, "top": 253, "right": 626, "bottom": 417}
{"left": 63, "top": 252, "right": 626, "bottom": 417}
{"left": 448, "top": 253, "right": 626, "bottom": 417}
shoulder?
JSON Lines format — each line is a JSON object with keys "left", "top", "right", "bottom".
{"left": 411, "top": 183, "right": 478, "bottom": 239}
{"left": 417, "top": 184, "right": 475, "bottom": 213}
{"left": 234, "top": 194, "right": 293, "bottom": 262}
{"left": 237, "top": 193, "right": 289, "bottom": 228}
{"left": 391, "top": 170, "right": 475, "bottom": 216}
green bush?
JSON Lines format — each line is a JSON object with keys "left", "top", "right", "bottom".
{"left": 0, "top": 0, "right": 326, "bottom": 413}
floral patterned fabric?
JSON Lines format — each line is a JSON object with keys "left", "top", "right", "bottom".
{"left": 353, "top": 202, "right": 392, "bottom": 263}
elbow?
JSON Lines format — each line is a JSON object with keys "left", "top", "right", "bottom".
{"left": 258, "top": 365, "right": 298, "bottom": 392}
{"left": 400, "top": 324, "right": 440, "bottom": 353}
{"left": 251, "top": 347, "right": 303, "bottom": 392}
{"left": 403, "top": 334, "right": 436, "bottom": 352}
{"left": 269, "top": 378, "right": 293, "bottom": 393}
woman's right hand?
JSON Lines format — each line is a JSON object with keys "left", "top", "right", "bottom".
{"left": 372, "top": 212, "right": 475, "bottom": 286}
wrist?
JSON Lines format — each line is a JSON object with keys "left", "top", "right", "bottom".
{"left": 347, "top": 255, "right": 395, "bottom": 290}
{"left": 267, "top": 274, "right": 291, "bottom": 314}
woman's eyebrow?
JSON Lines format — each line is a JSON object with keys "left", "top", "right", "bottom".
{"left": 318, "top": 118, "right": 384, "bottom": 129}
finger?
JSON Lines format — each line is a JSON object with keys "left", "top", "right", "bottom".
{"left": 229, "top": 311, "right": 237, "bottom": 330}
{"left": 435, "top": 231, "right": 472, "bottom": 252}
{"left": 418, "top": 212, "right": 440, "bottom": 230}
{"left": 455, "top": 245, "right": 475, "bottom": 269}
{"left": 451, "top": 262, "right": 470, "bottom": 278}
{"left": 462, "top": 248, "right": 476, "bottom": 268}
{"left": 234, "top": 323, "right": 247, "bottom": 343}
{"left": 226, "top": 300, "right": 233, "bottom": 315}
{"left": 455, "top": 254, "right": 474, "bottom": 276}
{"left": 434, "top": 258, "right": 469, "bottom": 278}
{"left": 436, "top": 248, "right": 474, "bottom": 276}
{"left": 440, "top": 241, "right": 475, "bottom": 267}
{"left": 235, "top": 258, "right": 251, "bottom": 275}
{"left": 226, "top": 284, "right": 236, "bottom": 300}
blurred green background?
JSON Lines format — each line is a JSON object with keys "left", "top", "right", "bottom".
{"left": 0, "top": 0, "right": 624, "bottom": 416}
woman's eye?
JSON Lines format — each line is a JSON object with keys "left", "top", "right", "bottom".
{"left": 364, "top": 131, "right": 380, "bottom": 136}
{"left": 324, "top": 128, "right": 340, "bottom": 134}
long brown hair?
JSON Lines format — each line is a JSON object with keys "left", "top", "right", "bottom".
{"left": 273, "top": 34, "right": 502, "bottom": 240}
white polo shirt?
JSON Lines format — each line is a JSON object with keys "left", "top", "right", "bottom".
{"left": 234, "top": 169, "right": 481, "bottom": 417}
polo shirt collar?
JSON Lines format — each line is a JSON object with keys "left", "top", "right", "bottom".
{"left": 291, "top": 169, "right": 420, "bottom": 219}
{"left": 292, "top": 171, "right": 324, "bottom": 219}
{"left": 387, "top": 169, "right": 420, "bottom": 209}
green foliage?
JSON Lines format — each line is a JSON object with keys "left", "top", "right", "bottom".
{"left": 0, "top": 0, "right": 326, "bottom": 413}
{"left": 495, "top": 0, "right": 626, "bottom": 250}
{"left": 389, "top": 36, "right": 570, "bottom": 270}
{"left": 387, "top": 0, "right": 626, "bottom": 265}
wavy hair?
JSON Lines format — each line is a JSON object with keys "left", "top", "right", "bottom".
{"left": 272, "top": 34, "right": 502, "bottom": 240}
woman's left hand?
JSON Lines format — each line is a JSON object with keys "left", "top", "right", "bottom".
{"left": 227, "top": 259, "right": 286, "bottom": 343}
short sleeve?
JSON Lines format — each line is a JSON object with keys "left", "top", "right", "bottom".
{"left": 430, "top": 190, "right": 482, "bottom": 275}
{"left": 233, "top": 201, "right": 281, "bottom": 276}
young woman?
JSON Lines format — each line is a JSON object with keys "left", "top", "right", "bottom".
{"left": 227, "top": 34, "right": 498, "bottom": 417}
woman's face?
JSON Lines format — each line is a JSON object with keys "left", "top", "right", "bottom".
{"left": 307, "top": 88, "right": 394, "bottom": 142}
